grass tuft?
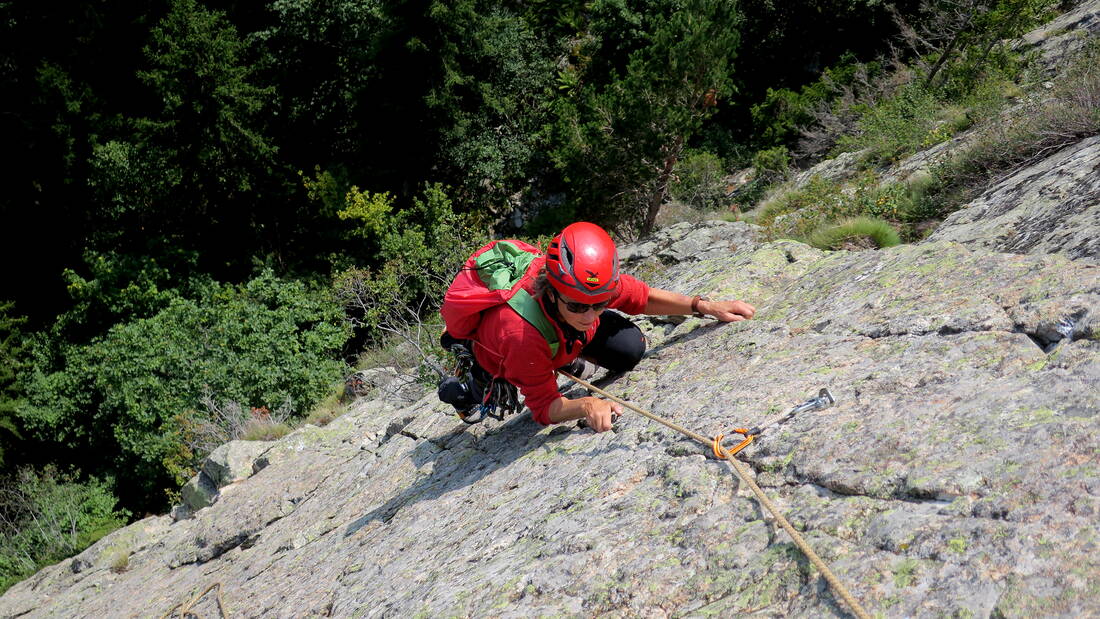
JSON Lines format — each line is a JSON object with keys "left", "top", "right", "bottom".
{"left": 108, "top": 549, "right": 130, "bottom": 573}
{"left": 808, "top": 217, "right": 901, "bottom": 251}
{"left": 240, "top": 419, "right": 293, "bottom": 442}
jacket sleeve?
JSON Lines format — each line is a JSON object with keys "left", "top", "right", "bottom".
{"left": 609, "top": 273, "right": 650, "bottom": 315}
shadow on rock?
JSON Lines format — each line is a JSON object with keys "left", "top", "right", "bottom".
{"left": 343, "top": 412, "right": 565, "bottom": 537}
{"left": 643, "top": 318, "right": 729, "bottom": 359}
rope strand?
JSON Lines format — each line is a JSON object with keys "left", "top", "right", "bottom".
{"left": 559, "top": 370, "right": 871, "bottom": 619}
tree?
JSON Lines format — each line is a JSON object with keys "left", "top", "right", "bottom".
{"left": 550, "top": 0, "right": 740, "bottom": 236}
{"left": 0, "top": 466, "right": 128, "bottom": 593}
{"left": 0, "top": 303, "right": 27, "bottom": 467}
{"left": 420, "top": 1, "right": 558, "bottom": 208}
{"left": 892, "top": 0, "right": 1056, "bottom": 91}
{"left": 89, "top": 0, "right": 281, "bottom": 275}
{"left": 20, "top": 272, "right": 350, "bottom": 511}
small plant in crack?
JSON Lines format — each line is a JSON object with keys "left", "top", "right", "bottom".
{"left": 893, "top": 557, "right": 920, "bottom": 588}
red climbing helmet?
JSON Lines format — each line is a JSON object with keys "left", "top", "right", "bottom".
{"left": 545, "top": 222, "right": 620, "bottom": 303}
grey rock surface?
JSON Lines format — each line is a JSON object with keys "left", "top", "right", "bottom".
{"left": 203, "top": 440, "right": 274, "bottom": 488}
{"left": 176, "top": 440, "right": 276, "bottom": 518}
{"left": 1021, "top": 0, "right": 1100, "bottom": 73}
{"left": 756, "top": 150, "right": 866, "bottom": 211}
{"left": 179, "top": 470, "right": 219, "bottom": 513}
{"left": 788, "top": 149, "right": 865, "bottom": 187}
{"left": 926, "top": 135, "right": 1100, "bottom": 261}
{"left": 2, "top": 215, "right": 1098, "bottom": 618}
{"left": 619, "top": 220, "right": 762, "bottom": 270}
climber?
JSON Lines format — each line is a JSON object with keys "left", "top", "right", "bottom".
{"left": 438, "top": 221, "right": 755, "bottom": 432}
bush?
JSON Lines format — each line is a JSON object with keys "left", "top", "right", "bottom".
{"left": 336, "top": 183, "right": 489, "bottom": 384}
{"left": 0, "top": 302, "right": 27, "bottom": 467}
{"left": 750, "top": 53, "right": 877, "bottom": 156}
{"left": 670, "top": 151, "right": 728, "bottom": 210}
{"left": 176, "top": 395, "right": 297, "bottom": 458}
{"left": 755, "top": 171, "right": 934, "bottom": 242}
{"left": 808, "top": 217, "right": 901, "bottom": 250}
{"left": 22, "top": 271, "right": 351, "bottom": 510}
{"left": 754, "top": 175, "right": 851, "bottom": 234}
{"left": 752, "top": 146, "right": 791, "bottom": 183}
{"left": 917, "top": 38, "right": 1100, "bottom": 221}
{"left": 0, "top": 466, "right": 128, "bottom": 593}
{"left": 835, "top": 83, "right": 945, "bottom": 163}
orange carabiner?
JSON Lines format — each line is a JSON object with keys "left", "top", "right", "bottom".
{"left": 712, "top": 428, "right": 755, "bottom": 459}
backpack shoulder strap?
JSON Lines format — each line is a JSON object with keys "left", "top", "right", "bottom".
{"left": 506, "top": 289, "right": 560, "bottom": 357}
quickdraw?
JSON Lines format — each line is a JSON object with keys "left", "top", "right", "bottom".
{"left": 711, "top": 388, "right": 835, "bottom": 460}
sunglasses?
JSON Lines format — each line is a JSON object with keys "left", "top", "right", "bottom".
{"left": 559, "top": 297, "right": 610, "bottom": 314}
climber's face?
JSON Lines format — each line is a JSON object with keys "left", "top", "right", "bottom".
{"left": 554, "top": 292, "right": 606, "bottom": 332}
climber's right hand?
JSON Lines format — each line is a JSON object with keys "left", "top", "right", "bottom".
{"left": 582, "top": 397, "right": 621, "bottom": 433}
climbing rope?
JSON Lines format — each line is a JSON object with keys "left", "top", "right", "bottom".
{"left": 558, "top": 371, "right": 871, "bottom": 619}
{"left": 159, "top": 582, "right": 228, "bottom": 619}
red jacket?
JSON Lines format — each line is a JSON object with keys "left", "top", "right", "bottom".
{"left": 468, "top": 255, "right": 649, "bottom": 425}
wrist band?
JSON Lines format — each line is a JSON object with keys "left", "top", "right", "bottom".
{"left": 691, "top": 295, "right": 709, "bottom": 317}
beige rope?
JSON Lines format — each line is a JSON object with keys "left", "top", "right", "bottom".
{"left": 559, "top": 371, "right": 871, "bottom": 619}
{"left": 160, "top": 582, "right": 228, "bottom": 619}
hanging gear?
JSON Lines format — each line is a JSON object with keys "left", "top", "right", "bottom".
{"left": 712, "top": 388, "right": 836, "bottom": 458}
{"left": 438, "top": 334, "right": 520, "bottom": 424}
{"left": 545, "top": 222, "right": 620, "bottom": 303}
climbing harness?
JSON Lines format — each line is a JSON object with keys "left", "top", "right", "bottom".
{"left": 439, "top": 339, "right": 520, "bottom": 424}
{"left": 558, "top": 371, "right": 870, "bottom": 619}
{"left": 159, "top": 581, "right": 228, "bottom": 619}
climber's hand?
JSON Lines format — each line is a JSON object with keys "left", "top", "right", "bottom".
{"left": 701, "top": 299, "right": 756, "bottom": 322}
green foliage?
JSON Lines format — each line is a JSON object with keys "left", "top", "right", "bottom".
{"left": 0, "top": 465, "right": 129, "bottom": 593}
{"left": 807, "top": 216, "right": 901, "bottom": 251}
{"left": 756, "top": 171, "right": 932, "bottom": 241}
{"left": 549, "top": 0, "right": 740, "bottom": 234}
{"left": 782, "top": 1, "right": 1051, "bottom": 166}
{"left": 424, "top": 2, "right": 557, "bottom": 203}
{"left": 55, "top": 251, "right": 201, "bottom": 343}
{"left": 85, "top": 0, "right": 280, "bottom": 274}
{"left": 905, "top": 0, "right": 1057, "bottom": 96}
{"left": 749, "top": 54, "right": 878, "bottom": 150}
{"left": 755, "top": 175, "right": 849, "bottom": 232}
{"left": 336, "top": 183, "right": 487, "bottom": 317}
{"left": 0, "top": 303, "right": 28, "bottom": 467}
{"left": 258, "top": 0, "right": 390, "bottom": 158}
{"left": 336, "top": 184, "right": 489, "bottom": 382}
{"left": 752, "top": 146, "right": 791, "bottom": 183}
{"left": 337, "top": 188, "right": 394, "bottom": 240}
{"left": 136, "top": 0, "right": 277, "bottom": 197}
{"left": 893, "top": 557, "right": 920, "bottom": 588}
{"left": 947, "top": 537, "right": 968, "bottom": 554}
{"left": 299, "top": 166, "right": 349, "bottom": 220}
{"left": 240, "top": 421, "right": 294, "bottom": 443}
{"left": 670, "top": 151, "right": 728, "bottom": 210}
{"left": 911, "top": 38, "right": 1100, "bottom": 223}
{"left": 835, "top": 83, "right": 948, "bottom": 164}
{"left": 21, "top": 272, "right": 350, "bottom": 509}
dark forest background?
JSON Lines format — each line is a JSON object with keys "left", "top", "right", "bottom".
{"left": 0, "top": 0, "right": 1062, "bottom": 590}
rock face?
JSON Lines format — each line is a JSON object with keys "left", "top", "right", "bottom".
{"left": 926, "top": 136, "right": 1100, "bottom": 262}
{"left": 3, "top": 207, "right": 1098, "bottom": 618}
{"left": 1021, "top": 0, "right": 1100, "bottom": 73}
